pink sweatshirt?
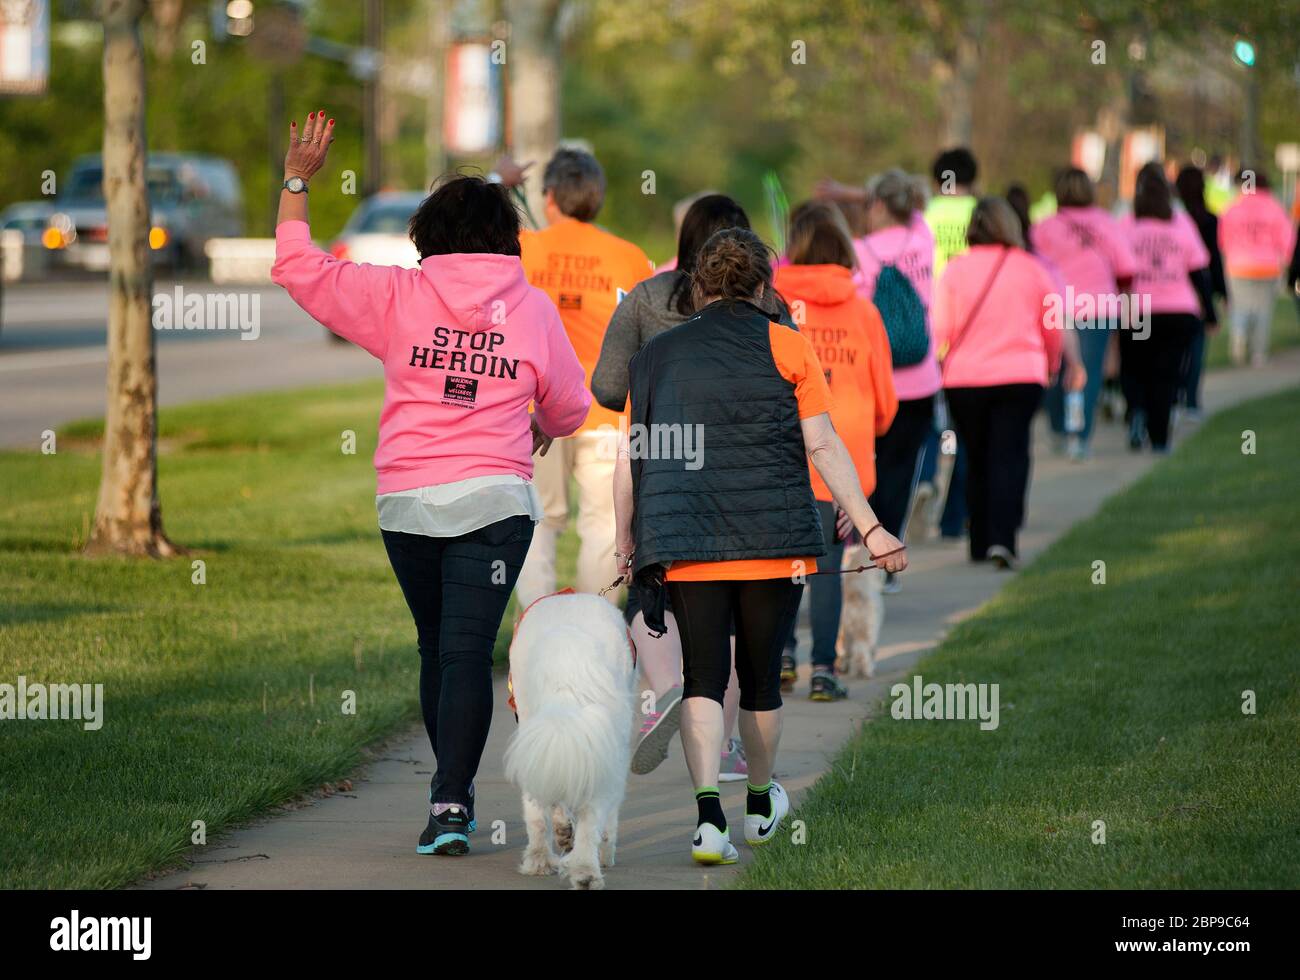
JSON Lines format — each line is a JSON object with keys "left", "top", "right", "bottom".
{"left": 931, "top": 245, "right": 1063, "bottom": 389}
{"left": 853, "top": 213, "right": 942, "bottom": 401}
{"left": 1218, "top": 191, "right": 1293, "bottom": 279}
{"left": 1120, "top": 214, "right": 1210, "bottom": 315}
{"left": 271, "top": 220, "right": 591, "bottom": 494}
{"left": 1030, "top": 206, "right": 1137, "bottom": 321}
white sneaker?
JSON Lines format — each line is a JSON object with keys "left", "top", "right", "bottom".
{"left": 987, "top": 545, "right": 1018, "bottom": 571}
{"left": 744, "top": 781, "right": 789, "bottom": 846}
{"left": 692, "top": 822, "right": 738, "bottom": 865}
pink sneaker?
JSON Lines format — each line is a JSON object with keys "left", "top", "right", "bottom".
{"left": 631, "top": 686, "right": 683, "bottom": 775}
{"left": 719, "top": 737, "right": 748, "bottom": 782}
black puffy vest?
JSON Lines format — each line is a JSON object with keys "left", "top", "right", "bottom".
{"left": 627, "top": 300, "right": 826, "bottom": 575}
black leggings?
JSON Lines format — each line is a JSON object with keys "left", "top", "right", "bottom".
{"left": 666, "top": 577, "right": 803, "bottom": 711}
{"left": 944, "top": 383, "right": 1043, "bottom": 560}
{"left": 1118, "top": 313, "right": 1200, "bottom": 449}
{"left": 381, "top": 515, "right": 534, "bottom": 805}
{"left": 870, "top": 394, "right": 936, "bottom": 538}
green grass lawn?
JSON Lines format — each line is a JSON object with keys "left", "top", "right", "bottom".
{"left": 741, "top": 385, "right": 1300, "bottom": 889}
{"left": 0, "top": 380, "right": 577, "bottom": 889}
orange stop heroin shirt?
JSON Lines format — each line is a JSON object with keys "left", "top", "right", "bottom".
{"left": 521, "top": 217, "right": 655, "bottom": 432}
{"left": 666, "top": 322, "right": 835, "bottom": 583}
{"left": 775, "top": 263, "right": 898, "bottom": 502}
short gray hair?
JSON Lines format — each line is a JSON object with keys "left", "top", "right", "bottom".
{"left": 542, "top": 148, "right": 606, "bottom": 222}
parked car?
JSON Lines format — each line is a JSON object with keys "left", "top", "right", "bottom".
{"left": 1, "top": 201, "right": 55, "bottom": 246}
{"left": 329, "top": 191, "right": 424, "bottom": 268}
{"left": 45, "top": 154, "right": 244, "bottom": 272}
{"left": 321, "top": 192, "right": 424, "bottom": 342}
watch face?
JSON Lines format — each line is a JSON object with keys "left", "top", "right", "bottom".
{"left": 286, "top": 177, "right": 305, "bottom": 192}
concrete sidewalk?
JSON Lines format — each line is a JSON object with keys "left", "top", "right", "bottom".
{"left": 139, "top": 351, "right": 1300, "bottom": 890}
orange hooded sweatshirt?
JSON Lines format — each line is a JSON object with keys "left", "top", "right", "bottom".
{"left": 774, "top": 263, "right": 898, "bottom": 501}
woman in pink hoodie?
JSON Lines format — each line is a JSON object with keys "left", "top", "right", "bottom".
{"left": 1219, "top": 169, "right": 1294, "bottom": 366}
{"left": 1119, "top": 163, "right": 1211, "bottom": 453}
{"left": 932, "top": 197, "right": 1063, "bottom": 569}
{"left": 271, "top": 112, "right": 590, "bottom": 857}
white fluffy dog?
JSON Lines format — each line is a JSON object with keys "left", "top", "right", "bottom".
{"left": 503, "top": 592, "right": 639, "bottom": 890}
{"left": 835, "top": 544, "right": 885, "bottom": 678}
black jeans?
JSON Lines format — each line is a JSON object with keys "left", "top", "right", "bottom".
{"left": 1119, "top": 313, "right": 1200, "bottom": 449}
{"left": 870, "top": 394, "right": 936, "bottom": 538}
{"left": 381, "top": 514, "right": 534, "bottom": 805}
{"left": 944, "top": 383, "right": 1043, "bottom": 560}
{"left": 667, "top": 577, "right": 803, "bottom": 711}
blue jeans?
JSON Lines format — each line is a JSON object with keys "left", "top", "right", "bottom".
{"left": 382, "top": 515, "right": 534, "bottom": 805}
{"left": 1180, "top": 320, "right": 1207, "bottom": 410}
{"left": 1045, "top": 320, "right": 1115, "bottom": 446}
{"left": 785, "top": 499, "right": 844, "bottom": 669}
{"left": 939, "top": 440, "right": 967, "bottom": 537}
{"left": 918, "top": 419, "right": 967, "bottom": 538}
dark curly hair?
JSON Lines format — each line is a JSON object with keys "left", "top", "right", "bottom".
{"left": 408, "top": 173, "right": 522, "bottom": 259}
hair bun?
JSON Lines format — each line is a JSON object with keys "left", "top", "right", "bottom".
{"left": 690, "top": 228, "right": 773, "bottom": 310}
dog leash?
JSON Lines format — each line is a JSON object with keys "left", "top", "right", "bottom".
{"left": 811, "top": 524, "right": 907, "bottom": 577}
{"left": 599, "top": 524, "right": 906, "bottom": 591}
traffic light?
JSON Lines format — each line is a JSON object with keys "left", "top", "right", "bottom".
{"left": 1233, "top": 38, "right": 1256, "bottom": 68}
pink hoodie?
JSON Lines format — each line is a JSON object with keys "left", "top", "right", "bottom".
{"left": 272, "top": 220, "right": 591, "bottom": 494}
{"left": 932, "top": 245, "right": 1063, "bottom": 389}
{"left": 1030, "top": 206, "right": 1137, "bottom": 320}
{"left": 852, "top": 213, "right": 942, "bottom": 401}
{"left": 1219, "top": 191, "right": 1294, "bottom": 279}
{"left": 1120, "top": 214, "right": 1210, "bottom": 315}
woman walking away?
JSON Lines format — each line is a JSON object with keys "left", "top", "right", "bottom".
{"left": 1174, "top": 165, "right": 1225, "bottom": 419}
{"left": 775, "top": 202, "right": 897, "bottom": 701}
{"left": 1218, "top": 168, "right": 1293, "bottom": 367}
{"left": 615, "top": 228, "right": 905, "bottom": 864}
{"left": 1030, "top": 168, "right": 1136, "bottom": 461}
{"left": 271, "top": 112, "right": 591, "bottom": 857}
{"left": 1120, "top": 164, "right": 1211, "bottom": 453}
{"left": 853, "top": 170, "right": 941, "bottom": 591}
{"left": 593, "top": 193, "right": 791, "bottom": 783}
{"left": 932, "top": 198, "right": 1062, "bottom": 570}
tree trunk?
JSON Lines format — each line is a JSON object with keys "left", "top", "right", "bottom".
{"left": 505, "top": 0, "right": 562, "bottom": 215}
{"left": 940, "top": 30, "right": 980, "bottom": 147}
{"left": 86, "top": 0, "right": 179, "bottom": 559}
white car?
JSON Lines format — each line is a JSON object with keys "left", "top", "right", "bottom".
{"left": 329, "top": 192, "right": 424, "bottom": 268}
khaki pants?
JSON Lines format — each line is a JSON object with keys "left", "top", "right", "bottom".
{"left": 516, "top": 428, "right": 621, "bottom": 607}
{"left": 1227, "top": 276, "right": 1278, "bottom": 366}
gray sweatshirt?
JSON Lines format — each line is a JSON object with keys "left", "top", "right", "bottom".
{"left": 591, "top": 270, "right": 793, "bottom": 411}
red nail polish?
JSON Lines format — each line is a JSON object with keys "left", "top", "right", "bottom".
{"left": 328, "top": 119, "right": 335, "bottom": 125}
{"left": 308, "top": 112, "right": 314, "bottom": 119}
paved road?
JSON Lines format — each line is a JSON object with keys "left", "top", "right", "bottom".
{"left": 0, "top": 279, "right": 380, "bottom": 449}
{"left": 136, "top": 349, "right": 1300, "bottom": 891}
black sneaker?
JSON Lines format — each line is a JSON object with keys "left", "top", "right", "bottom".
{"left": 780, "top": 653, "right": 798, "bottom": 693}
{"left": 417, "top": 804, "right": 471, "bottom": 855}
{"left": 809, "top": 671, "right": 848, "bottom": 702}
{"left": 429, "top": 780, "right": 476, "bottom": 832}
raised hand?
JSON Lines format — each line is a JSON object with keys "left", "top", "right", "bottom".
{"left": 284, "top": 110, "right": 335, "bottom": 182}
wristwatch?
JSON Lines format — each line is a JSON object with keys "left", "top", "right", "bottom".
{"left": 283, "top": 176, "right": 309, "bottom": 194}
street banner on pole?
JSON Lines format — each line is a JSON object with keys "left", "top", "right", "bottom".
{"left": 0, "top": 0, "right": 50, "bottom": 95}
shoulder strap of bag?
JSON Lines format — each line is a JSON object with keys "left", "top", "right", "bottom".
{"left": 942, "top": 246, "right": 1010, "bottom": 368}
